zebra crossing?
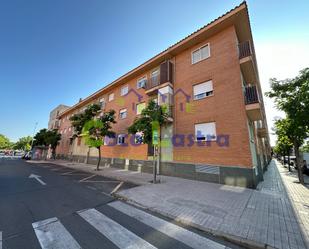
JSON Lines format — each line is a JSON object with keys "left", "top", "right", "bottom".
{"left": 31, "top": 201, "right": 230, "bottom": 249}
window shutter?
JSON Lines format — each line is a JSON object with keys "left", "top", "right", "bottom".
{"left": 192, "top": 50, "right": 201, "bottom": 64}
{"left": 201, "top": 45, "right": 210, "bottom": 59}
{"left": 193, "top": 81, "right": 213, "bottom": 95}
{"left": 195, "top": 122, "right": 216, "bottom": 140}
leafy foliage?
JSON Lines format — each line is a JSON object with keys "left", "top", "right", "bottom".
{"left": 69, "top": 104, "right": 101, "bottom": 138}
{"left": 128, "top": 100, "right": 169, "bottom": 145}
{"left": 33, "top": 129, "right": 61, "bottom": 150}
{"left": 267, "top": 68, "right": 309, "bottom": 126}
{"left": 81, "top": 109, "right": 116, "bottom": 170}
{"left": 301, "top": 141, "right": 309, "bottom": 153}
{"left": 14, "top": 136, "right": 32, "bottom": 151}
{"left": 0, "top": 134, "right": 13, "bottom": 149}
{"left": 266, "top": 68, "right": 309, "bottom": 183}
{"left": 82, "top": 110, "right": 116, "bottom": 148}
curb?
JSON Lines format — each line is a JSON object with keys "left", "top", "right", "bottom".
{"left": 114, "top": 192, "right": 276, "bottom": 249}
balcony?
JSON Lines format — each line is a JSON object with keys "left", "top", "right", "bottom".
{"left": 257, "top": 127, "right": 267, "bottom": 138}
{"left": 239, "top": 41, "right": 257, "bottom": 85}
{"left": 239, "top": 40, "right": 252, "bottom": 59}
{"left": 145, "top": 61, "right": 173, "bottom": 95}
{"left": 53, "top": 121, "right": 60, "bottom": 129}
{"left": 244, "top": 86, "right": 262, "bottom": 121}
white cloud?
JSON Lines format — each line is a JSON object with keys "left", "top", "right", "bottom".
{"left": 255, "top": 40, "right": 309, "bottom": 146}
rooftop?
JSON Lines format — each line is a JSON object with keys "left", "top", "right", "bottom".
{"left": 59, "top": 1, "right": 253, "bottom": 118}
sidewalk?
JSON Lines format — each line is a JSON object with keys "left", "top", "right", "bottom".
{"left": 116, "top": 160, "right": 309, "bottom": 249}
{"left": 32, "top": 159, "right": 309, "bottom": 249}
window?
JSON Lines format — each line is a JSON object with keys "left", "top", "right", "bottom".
{"left": 137, "top": 76, "right": 147, "bottom": 89}
{"left": 120, "top": 85, "right": 129, "bottom": 96}
{"left": 119, "top": 108, "right": 127, "bottom": 119}
{"left": 195, "top": 122, "right": 216, "bottom": 141}
{"left": 68, "top": 127, "right": 71, "bottom": 132}
{"left": 117, "top": 134, "right": 126, "bottom": 145}
{"left": 64, "top": 128, "right": 67, "bottom": 134}
{"left": 192, "top": 44, "right": 210, "bottom": 64}
{"left": 108, "top": 93, "right": 114, "bottom": 102}
{"left": 99, "top": 98, "right": 105, "bottom": 109}
{"left": 136, "top": 102, "right": 146, "bottom": 115}
{"left": 193, "top": 80, "right": 213, "bottom": 100}
{"left": 151, "top": 69, "right": 160, "bottom": 85}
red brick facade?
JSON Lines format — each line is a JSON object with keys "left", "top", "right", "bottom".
{"left": 55, "top": 3, "right": 270, "bottom": 172}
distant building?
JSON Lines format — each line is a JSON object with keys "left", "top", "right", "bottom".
{"left": 48, "top": 104, "right": 70, "bottom": 130}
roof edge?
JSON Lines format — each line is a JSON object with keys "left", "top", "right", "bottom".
{"left": 59, "top": 1, "right": 247, "bottom": 118}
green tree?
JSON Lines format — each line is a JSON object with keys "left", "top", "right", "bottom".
{"left": 70, "top": 104, "right": 101, "bottom": 138}
{"left": 82, "top": 110, "right": 116, "bottom": 170}
{"left": 46, "top": 130, "right": 62, "bottom": 159}
{"left": 14, "top": 136, "right": 32, "bottom": 151}
{"left": 33, "top": 129, "right": 61, "bottom": 159}
{"left": 33, "top": 129, "right": 48, "bottom": 147}
{"left": 128, "top": 100, "right": 169, "bottom": 145}
{"left": 266, "top": 68, "right": 309, "bottom": 184}
{"left": 0, "top": 134, "right": 13, "bottom": 149}
{"left": 128, "top": 100, "right": 169, "bottom": 182}
{"left": 69, "top": 103, "right": 101, "bottom": 162}
{"left": 301, "top": 141, "right": 309, "bottom": 153}
{"left": 273, "top": 120, "right": 293, "bottom": 171}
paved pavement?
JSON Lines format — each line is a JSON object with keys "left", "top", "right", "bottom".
{"left": 29, "top": 158, "right": 309, "bottom": 249}
{"left": 273, "top": 162, "right": 309, "bottom": 248}
{"left": 116, "top": 160, "right": 309, "bottom": 249}
{"left": 0, "top": 158, "right": 239, "bottom": 249}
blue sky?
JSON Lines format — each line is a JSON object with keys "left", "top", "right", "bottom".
{"left": 0, "top": 0, "right": 309, "bottom": 144}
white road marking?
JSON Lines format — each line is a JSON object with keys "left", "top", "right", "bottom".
{"left": 78, "top": 208, "right": 157, "bottom": 249}
{"left": 83, "top": 180, "right": 119, "bottom": 183}
{"left": 0, "top": 231, "right": 2, "bottom": 249}
{"left": 110, "top": 181, "right": 124, "bottom": 195}
{"left": 32, "top": 217, "right": 81, "bottom": 249}
{"left": 109, "top": 201, "right": 226, "bottom": 249}
{"left": 61, "top": 171, "right": 76, "bottom": 175}
{"left": 29, "top": 174, "right": 46, "bottom": 186}
{"left": 79, "top": 174, "right": 96, "bottom": 182}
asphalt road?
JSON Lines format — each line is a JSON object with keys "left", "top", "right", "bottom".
{"left": 0, "top": 158, "right": 243, "bottom": 249}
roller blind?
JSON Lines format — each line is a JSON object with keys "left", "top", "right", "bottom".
{"left": 193, "top": 80, "right": 213, "bottom": 95}
{"left": 195, "top": 122, "right": 216, "bottom": 141}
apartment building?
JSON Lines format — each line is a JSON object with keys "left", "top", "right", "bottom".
{"left": 55, "top": 2, "right": 271, "bottom": 188}
{"left": 48, "top": 104, "right": 70, "bottom": 130}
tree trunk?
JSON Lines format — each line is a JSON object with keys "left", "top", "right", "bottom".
{"left": 283, "top": 152, "right": 286, "bottom": 165}
{"left": 96, "top": 147, "right": 101, "bottom": 171}
{"left": 294, "top": 142, "right": 304, "bottom": 184}
{"left": 288, "top": 151, "right": 291, "bottom": 171}
{"left": 86, "top": 147, "right": 90, "bottom": 164}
